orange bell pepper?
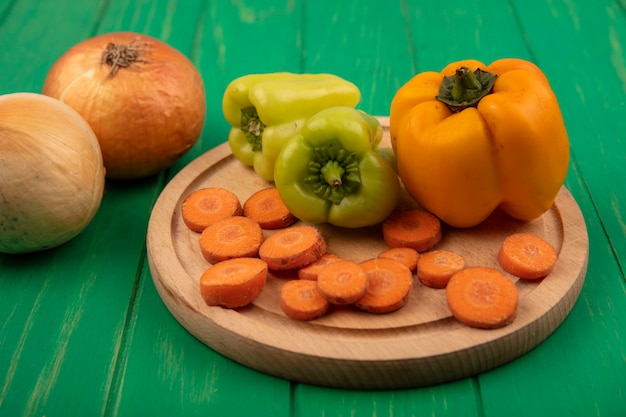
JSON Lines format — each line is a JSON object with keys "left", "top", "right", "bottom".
{"left": 389, "top": 58, "right": 570, "bottom": 227}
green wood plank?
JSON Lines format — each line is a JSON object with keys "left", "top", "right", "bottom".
{"left": 293, "top": 380, "right": 481, "bottom": 417}
{"left": 302, "top": 0, "right": 415, "bottom": 116}
{"left": 1, "top": 1, "right": 625, "bottom": 417}
{"left": 93, "top": 0, "right": 204, "bottom": 55}
{"left": 395, "top": 2, "right": 626, "bottom": 415}
{"left": 0, "top": 0, "right": 17, "bottom": 27}
{"left": 0, "top": 1, "right": 236, "bottom": 416}
{"left": 512, "top": 0, "right": 626, "bottom": 275}
{"left": 475, "top": 1, "right": 626, "bottom": 415}
{"left": 480, "top": 164, "right": 626, "bottom": 417}
{"left": 0, "top": 2, "right": 149, "bottom": 417}
{"left": 291, "top": 1, "right": 480, "bottom": 415}
{"left": 397, "top": 0, "right": 626, "bottom": 415}
{"left": 0, "top": 0, "right": 108, "bottom": 94}
{"left": 405, "top": 0, "right": 532, "bottom": 71}
{"left": 107, "top": 268, "right": 291, "bottom": 417}
{"left": 170, "top": 0, "right": 305, "bottom": 177}
{"left": 0, "top": 180, "right": 159, "bottom": 417}
{"left": 292, "top": 0, "right": 561, "bottom": 415}
{"left": 108, "top": 1, "right": 300, "bottom": 416}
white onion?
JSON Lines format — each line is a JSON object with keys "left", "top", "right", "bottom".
{"left": 0, "top": 93, "right": 106, "bottom": 253}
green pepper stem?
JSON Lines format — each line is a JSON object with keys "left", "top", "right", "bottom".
{"left": 436, "top": 67, "right": 497, "bottom": 112}
{"left": 304, "top": 142, "right": 361, "bottom": 205}
{"left": 451, "top": 67, "right": 482, "bottom": 103}
{"left": 320, "top": 160, "right": 345, "bottom": 188}
{"left": 240, "top": 106, "right": 265, "bottom": 151}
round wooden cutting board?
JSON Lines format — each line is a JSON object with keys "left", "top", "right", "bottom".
{"left": 146, "top": 118, "right": 588, "bottom": 389}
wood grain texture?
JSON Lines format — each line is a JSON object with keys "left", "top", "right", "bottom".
{"left": 146, "top": 120, "right": 589, "bottom": 389}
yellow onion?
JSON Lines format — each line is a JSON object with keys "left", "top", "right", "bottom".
{"left": 0, "top": 93, "right": 105, "bottom": 254}
{"left": 42, "top": 31, "right": 206, "bottom": 179}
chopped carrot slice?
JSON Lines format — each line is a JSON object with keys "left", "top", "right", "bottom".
{"left": 378, "top": 247, "right": 419, "bottom": 273}
{"left": 182, "top": 187, "right": 242, "bottom": 232}
{"left": 280, "top": 279, "right": 330, "bottom": 321}
{"left": 382, "top": 209, "right": 442, "bottom": 252}
{"left": 298, "top": 253, "right": 343, "bottom": 281}
{"left": 259, "top": 225, "right": 326, "bottom": 270}
{"left": 498, "top": 233, "right": 558, "bottom": 280}
{"left": 243, "top": 187, "right": 298, "bottom": 229}
{"left": 199, "top": 257, "right": 268, "bottom": 308}
{"left": 354, "top": 258, "right": 413, "bottom": 314}
{"left": 445, "top": 266, "right": 518, "bottom": 329}
{"left": 317, "top": 259, "right": 369, "bottom": 305}
{"left": 417, "top": 249, "right": 465, "bottom": 289}
{"left": 198, "top": 216, "right": 264, "bottom": 264}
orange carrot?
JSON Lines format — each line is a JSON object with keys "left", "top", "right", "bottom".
{"left": 199, "top": 257, "right": 268, "bottom": 308}
{"left": 259, "top": 225, "right": 326, "bottom": 270}
{"left": 182, "top": 187, "right": 242, "bottom": 232}
{"left": 354, "top": 258, "right": 413, "bottom": 314}
{"left": 298, "top": 253, "right": 343, "bottom": 280}
{"left": 198, "top": 216, "right": 264, "bottom": 264}
{"left": 417, "top": 249, "right": 466, "bottom": 289}
{"left": 280, "top": 279, "right": 330, "bottom": 320}
{"left": 382, "top": 209, "right": 442, "bottom": 252}
{"left": 445, "top": 266, "right": 518, "bottom": 329}
{"left": 316, "top": 260, "right": 369, "bottom": 305}
{"left": 243, "top": 187, "right": 298, "bottom": 229}
{"left": 498, "top": 233, "right": 558, "bottom": 280}
{"left": 378, "top": 247, "right": 419, "bottom": 273}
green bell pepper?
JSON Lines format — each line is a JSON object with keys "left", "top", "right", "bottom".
{"left": 222, "top": 73, "right": 361, "bottom": 181}
{"left": 274, "top": 106, "right": 400, "bottom": 228}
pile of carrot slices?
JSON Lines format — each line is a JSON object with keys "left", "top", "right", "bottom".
{"left": 181, "top": 186, "right": 559, "bottom": 329}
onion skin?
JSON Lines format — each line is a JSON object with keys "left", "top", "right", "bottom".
{"left": 0, "top": 93, "right": 106, "bottom": 254}
{"left": 42, "top": 32, "right": 206, "bottom": 179}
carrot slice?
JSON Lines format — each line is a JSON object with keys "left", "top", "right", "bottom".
{"left": 198, "top": 216, "right": 264, "bottom": 264}
{"left": 182, "top": 187, "right": 242, "bottom": 232}
{"left": 445, "top": 266, "right": 518, "bottom": 329}
{"left": 199, "top": 257, "right": 268, "bottom": 308}
{"left": 417, "top": 249, "right": 466, "bottom": 289}
{"left": 317, "top": 259, "right": 369, "bottom": 305}
{"left": 382, "top": 209, "right": 442, "bottom": 252}
{"left": 259, "top": 225, "right": 326, "bottom": 270}
{"left": 354, "top": 258, "right": 413, "bottom": 314}
{"left": 498, "top": 233, "right": 558, "bottom": 280}
{"left": 280, "top": 279, "right": 330, "bottom": 321}
{"left": 378, "top": 247, "right": 419, "bottom": 273}
{"left": 298, "top": 253, "right": 343, "bottom": 280}
{"left": 243, "top": 187, "right": 298, "bottom": 229}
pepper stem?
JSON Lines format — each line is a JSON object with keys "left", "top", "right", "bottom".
{"left": 321, "top": 160, "right": 345, "bottom": 188}
{"left": 304, "top": 142, "right": 361, "bottom": 205}
{"left": 451, "top": 67, "right": 483, "bottom": 102}
{"left": 436, "top": 67, "right": 497, "bottom": 113}
{"left": 240, "top": 106, "right": 265, "bottom": 151}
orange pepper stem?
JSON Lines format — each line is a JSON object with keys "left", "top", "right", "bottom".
{"left": 437, "top": 67, "right": 497, "bottom": 113}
